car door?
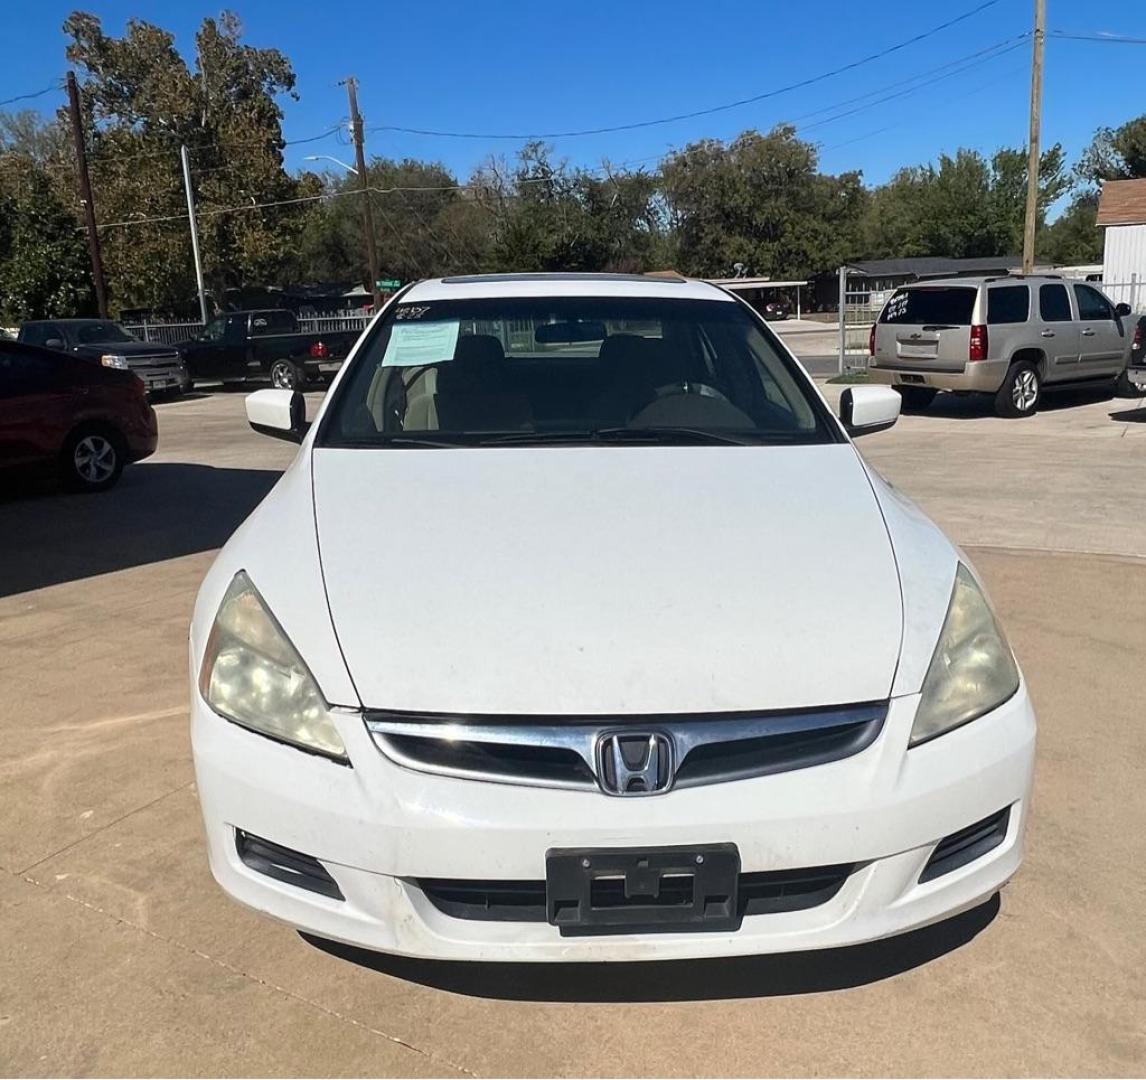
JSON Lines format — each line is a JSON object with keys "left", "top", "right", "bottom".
{"left": 1036, "top": 282, "right": 1079, "bottom": 382}
{"left": 0, "top": 348, "right": 71, "bottom": 469}
{"left": 1074, "top": 283, "right": 1126, "bottom": 377}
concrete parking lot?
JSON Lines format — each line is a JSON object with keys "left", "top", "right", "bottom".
{"left": 2, "top": 380, "right": 1145, "bottom": 1076}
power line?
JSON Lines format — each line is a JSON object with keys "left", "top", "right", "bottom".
{"left": 0, "top": 83, "right": 60, "bottom": 108}
{"left": 86, "top": 124, "right": 344, "bottom": 164}
{"left": 1048, "top": 30, "right": 1146, "bottom": 45}
{"left": 369, "top": 0, "right": 1003, "bottom": 140}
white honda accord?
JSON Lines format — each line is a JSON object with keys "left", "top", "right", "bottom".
{"left": 190, "top": 273, "right": 1036, "bottom": 962}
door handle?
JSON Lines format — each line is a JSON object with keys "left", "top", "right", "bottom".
{"left": 1040, "top": 330, "right": 1055, "bottom": 338}
{"left": 1081, "top": 328, "right": 1096, "bottom": 337}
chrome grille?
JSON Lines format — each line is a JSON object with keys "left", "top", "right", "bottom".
{"left": 365, "top": 702, "right": 886, "bottom": 794}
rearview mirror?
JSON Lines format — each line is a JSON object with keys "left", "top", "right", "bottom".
{"left": 246, "top": 388, "right": 307, "bottom": 443}
{"left": 840, "top": 384, "right": 901, "bottom": 437}
{"left": 535, "top": 320, "right": 607, "bottom": 344}
{"left": 1115, "top": 301, "right": 1132, "bottom": 318}
{"left": 45, "top": 338, "right": 64, "bottom": 350}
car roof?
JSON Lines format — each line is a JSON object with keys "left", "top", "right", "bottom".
{"left": 402, "top": 272, "right": 735, "bottom": 303}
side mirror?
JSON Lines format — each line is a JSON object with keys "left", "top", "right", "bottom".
{"left": 246, "top": 388, "right": 308, "bottom": 443}
{"left": 840, "top": 384, "right": 901, "bottom": 437}
{"left": 1115, "top": 302, "right": 1132, "bottom": 318}
{"left": 45, "top": 338, "right": 64, "bottom": 350}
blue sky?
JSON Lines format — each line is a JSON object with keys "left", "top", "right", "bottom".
{"left": 1, "top": 0, "right": 1143, "bottom": 193}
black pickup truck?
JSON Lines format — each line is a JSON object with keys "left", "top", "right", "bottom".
{"left": 175, "top": 309, "right": 361, "bottom": 389}
{"left": 18, "top": 319, "right": 189, "bottom": 397}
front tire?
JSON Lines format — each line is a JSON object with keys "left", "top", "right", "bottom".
{"left": 60, "top": 426, "right": 125, "bottom": 492}
{"left": 995, "top": 362, "right": 1040, "bottom": 418}
{"left": 269, "top": 359, "right": 305, "bottom": 391}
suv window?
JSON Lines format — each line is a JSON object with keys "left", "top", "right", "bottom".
{"left": 1039, "top": 283, "right": 1072, "bottom": 322}
{"left": 20, "top": 324, "right": 53, "bottom": 348}
{"left": 200, "top": 317, "right": 226, "bottom": 342}
{"left": 987, "top": 285, "right": 1030, "bottom": 324}
{"left": 879, "top": 287, "right": 976, "bottom": 326}
{"left": 1074, "top": 284, "right": 1114, "bottom": 321}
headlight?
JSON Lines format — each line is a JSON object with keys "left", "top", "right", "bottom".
{"left": 911, "top": 564, "right": 1020, "bottom": 746}
{"left": 100, "top": 353, "right": 129, "bottom": 369}
{"left": 198, "top": 571, "right": 347, "bottom": 760}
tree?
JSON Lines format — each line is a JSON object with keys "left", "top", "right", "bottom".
{"left": 862, "top": 144, "right": 1068, "bottom": 260}
{"left": 63, "top": 10, "right": 314, "bottom": 312}
{"left": 661, "top": 126, "right": 866, "bottom": 278}
{"left": 0, "top": 151, "right": 93, "bottom": 321}
{"left": 1040, "top": 193, "right": 1102, "bottom": 265}
{"left": 1077, "top": 115, "right": 1146, "bottom": 187}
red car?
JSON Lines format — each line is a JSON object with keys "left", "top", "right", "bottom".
{"left": 0, "top": 339, "right": 158, "bottom": 493}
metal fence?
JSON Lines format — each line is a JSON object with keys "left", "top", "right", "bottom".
{"left": 121, "top": 313, "right": 374, "bottom": 345}
{"left": 1100, "top": 275, "right": 1144, "bottom": 313}
{"left": 836, "top": 267, "right": 879, "bottom": 374}
{"left": 121, "top": 320, "right": 204, "bottom": 345}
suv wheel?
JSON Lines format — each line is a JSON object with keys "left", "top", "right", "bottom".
{"left": 61, "top": 426, "right": 125, "bottom": 492}
{"left": 270, "top": 359, "right": 305, "bottom": 390}
{"left": 896, "top": 386, "right": 938, "bottom": 412}
{"left": 995, "top": 362, "right": 1040, "bottom": 418}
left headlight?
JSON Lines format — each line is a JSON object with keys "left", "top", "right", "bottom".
{"left": 910, "top": 564, "right": 1020, "bottom": 746}
{"left": 198, "top": 571, "right": 347, "bottom": 761}
{"left": 100, "top": 353, "right": 129, "bottom": 369}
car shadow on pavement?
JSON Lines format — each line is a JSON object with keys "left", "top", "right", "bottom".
{"left": 1109, "top": 404, "right": 1146, "bottom": 422}
{"left": 301, "top": 893, "right": 999, "bottom": 1002}
{"left": 0, "top": 462, "right": 279, "bottom": 597}
{"left": 920, "top": 385, "right": 1116, "bottom": 420}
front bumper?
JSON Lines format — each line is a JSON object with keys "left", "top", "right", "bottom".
{"left": 869, "top": 360, "right": 1007, "bottom": 393}
{"left": 191, "top": 689, "right": 1036, "bottom": 962}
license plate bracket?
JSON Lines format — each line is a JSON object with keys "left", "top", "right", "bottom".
{"left": 546, "top": 844, "right": 741, "bottom": 936}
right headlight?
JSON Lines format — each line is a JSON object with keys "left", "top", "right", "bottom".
{"left": 198, "top": 571, "right": 347, "bottom": 761}
{"left": 910, "top": 564, "right": 1020, "bottom": 746}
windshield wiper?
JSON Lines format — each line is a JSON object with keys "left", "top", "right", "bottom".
{"left": 350, "top": 434, "right": 474, "bottom": 448}
{"left": 477, "top": 427, "right": 756, "bottom": 447}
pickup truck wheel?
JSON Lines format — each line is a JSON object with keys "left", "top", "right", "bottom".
{"left": 895, "top": 386, "right": 938, "bottom": 412}
{"left": 1114, "top": 369, "right": 1146, "bottom": 398}
{"left": 270, "top": 359, "right": 305, "bottom": 390}
{"left": 60, "top": 425, "right": 125, "bottom": 492}
{"left": 995, "top": 362, "right": 1040, "bottom": 418}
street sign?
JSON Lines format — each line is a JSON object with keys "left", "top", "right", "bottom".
{"left": 376, "top": 279, "right": 401, "bottom": 290}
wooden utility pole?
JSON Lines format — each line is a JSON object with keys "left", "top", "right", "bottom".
{"left": 1022, "top": 0, "right": 1046, "bottom": 274}
{"left": 344, "top": 77, "right": 382, "bottom": 309}
{"left": 65, "top": 71, "right": 108, "bottom": 318}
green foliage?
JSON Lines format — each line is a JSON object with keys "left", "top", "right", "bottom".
{"left": 63, "top": 9, "right": 312, "bottom": 312}
{"left": 0, "top": 154, "right": 93, "bottom": 322}
{"left": 1077, "top": 115, "right": 1146, "bottom": 186}
{"left": 861, "top": 145, "right": 1068, "bottom": 260}
{"left": 661, "top": 126, "right": 866, "bottom": 278}
{"left": 1040, "top": 194, "right": 1102, "bottom": 265}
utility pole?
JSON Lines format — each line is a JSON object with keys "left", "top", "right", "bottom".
{"left": 65, "top": 71, "right": 108, "bottom": 318}
{"left": 1022, "top": 0, "right": 1046, "bottom": 274}
{"left": 344, "top": 77, "right": 382, "bottom": 309}
{"left": 180, "top": 146, "right": 210, "bottom": 326}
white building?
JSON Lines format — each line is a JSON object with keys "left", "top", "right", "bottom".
{"left": 1097, "top": 178, "right": 1146, "bottom": 311}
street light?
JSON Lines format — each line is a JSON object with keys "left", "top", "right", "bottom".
{"left": 303, "top": 154, "right": 358, "bottom": 175}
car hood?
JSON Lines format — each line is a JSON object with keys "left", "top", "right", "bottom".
{"left": 312, "top": 444, "right": 903, "bottom": 715}
{"left": 75, "top": 340, "right": 179, "bottom": 357}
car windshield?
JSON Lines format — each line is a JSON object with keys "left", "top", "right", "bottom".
{"left": 879, "top": 287, "right": 976, "bottom": 326}
{"left": 75, "top": 322, "right": 137, "bottom": 344}
{"left": 319, "top": 296, "right": 836, "bottom": 448}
